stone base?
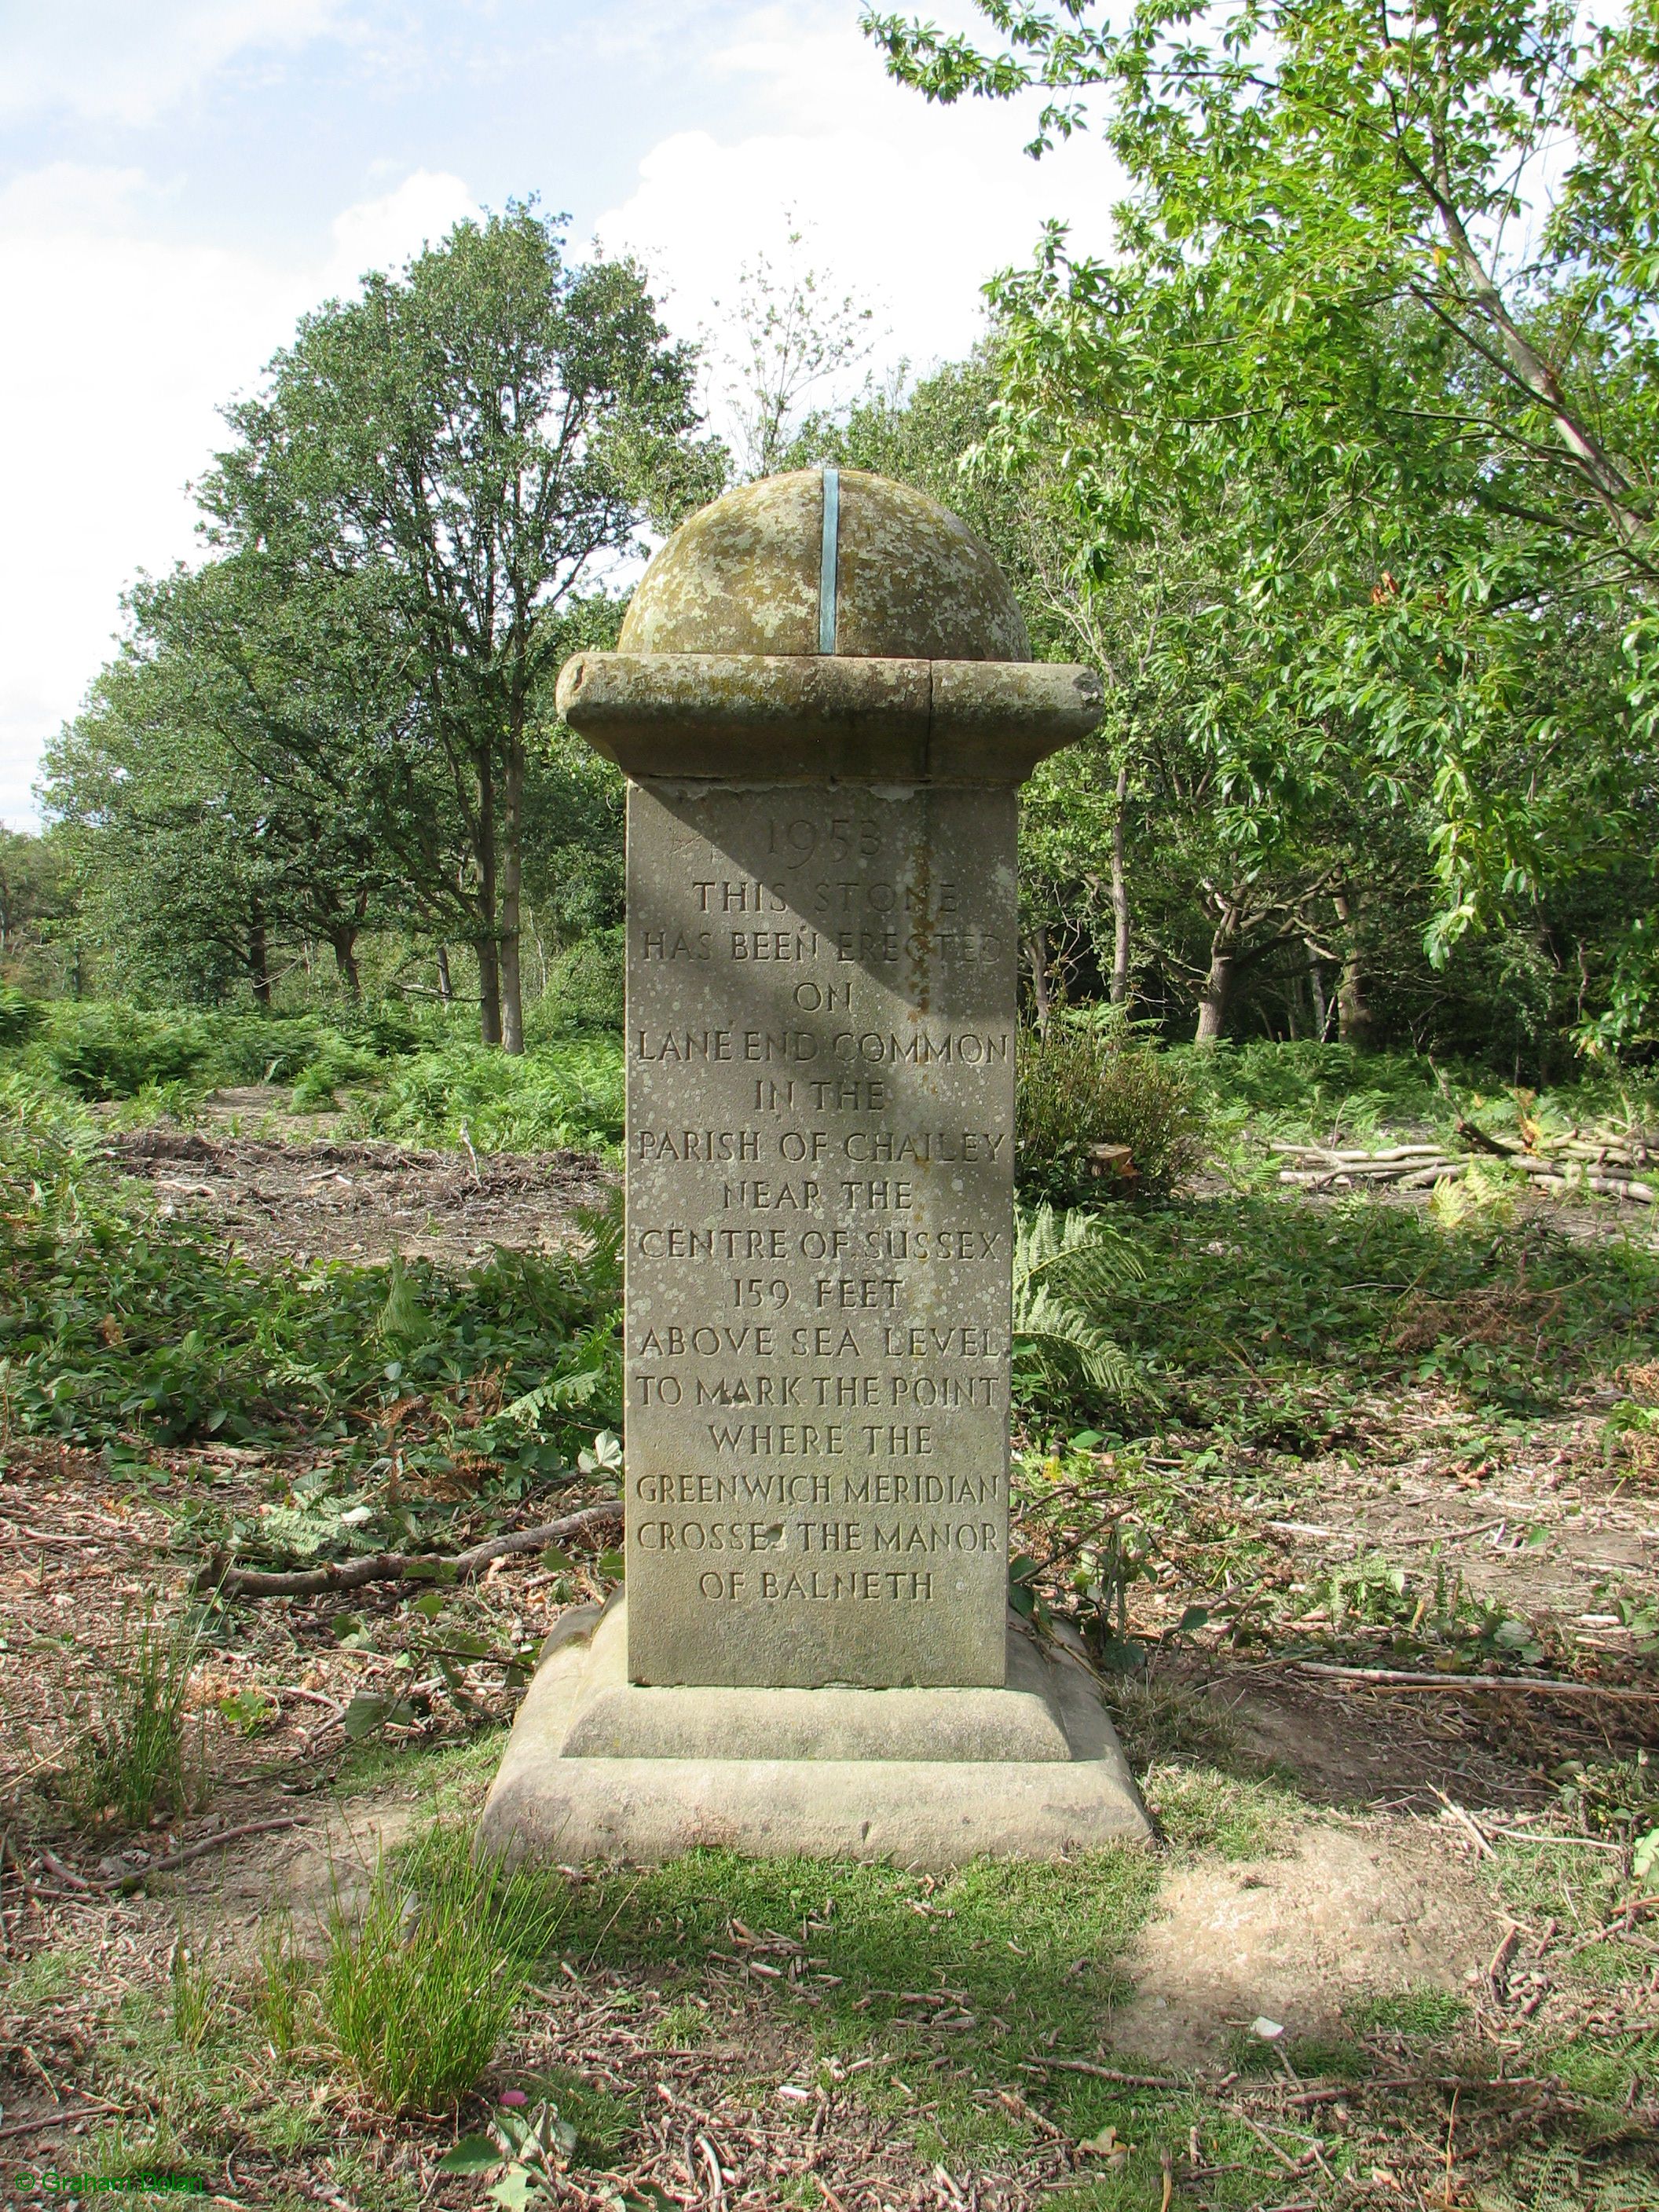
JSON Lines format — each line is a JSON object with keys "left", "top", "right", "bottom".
{"left": 478, "top": 1597, "right": 1152, "bottom": 1870}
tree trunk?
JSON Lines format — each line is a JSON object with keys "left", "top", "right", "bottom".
{"left": 499, "top": 722, "right": 526, "bottom": 1056}
{"left": 436, "top": 945, "right": 453, "bottom": 1003}
{"left": 475, "top": 749, "right": 502, "bottom": 1047}
{"left": 1194, "top": 959, "right": 1232, "bottom": 1045}
{"left": 331, "top": 931, "right": 361, "bottom": 999}
{"left": 1306, "top": 939, "right": 1330, "bottom": 1039}
{"left": 248, "top": 906, "right": 271, "bottom": 1007}
{"left": 1110, "top": 759, "right": 1131, "bottom": 1005}
{"left": 477, "top": 936, "right": 503, "bottom": 1046}
{"left": 1332, "top": 891, "right": 1375, "bottom": 1051}
{"left": 1024, "top": 926, "right": 1053, "bottom": 1034}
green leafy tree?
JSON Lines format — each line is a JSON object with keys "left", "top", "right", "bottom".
{"left": 0, "top": 829, "right": 71, "bottom": 989}
{"left": 865, "top": 0, "right": 1659, "bottom": 1051}
{"left": 201, "top": 203, "right": 722, "bottom": 1049}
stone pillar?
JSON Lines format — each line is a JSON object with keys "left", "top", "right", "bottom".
{"left": 480, "top": 469, "right": 1149, "bottom": 1866}
{"left": 624, "top": 776, "right": 1015, "bottom": 1690}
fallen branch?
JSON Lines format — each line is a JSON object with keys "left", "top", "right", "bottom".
{"left": 1525, "top": 1170, "right": 1654, "bottom": 1203}
{"left": 0, "top": 2097, "right": 126, "bottom": 2144}
{"left": 99, "top": 1815, "right": 302, "bottom": 1894}
{"left": 1020, "top": 2059, "right": 1185, "bottom": 2090}
{"left": 198, "top": 1499, "right": 623, "bottom": 1599}
{"left": 36, "top": 1846, "right": 94, "bottom": 1892}
{"left": 1295, "top": 1662, "right": 1659, "bottom": 1705}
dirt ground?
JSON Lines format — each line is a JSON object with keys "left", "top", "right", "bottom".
{"left": 3, "top": 1122, "right": 1657, "bottom": 2207}
{"left": 104, "top": 1101, "right": 615, "bottom": 1270}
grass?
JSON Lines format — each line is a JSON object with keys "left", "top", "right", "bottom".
{"left": 323, "top": 1825, "right": 564, "bottom": 2111}
{"left": 170, "top": 1931, "right": 218, "bottom": 2052}
{"left": 1349, "top": 1986, "right": 1471, "bottom": 2037}
{"left": 6, "top": 1021, "right": 1659, "bottom": 2206}
{"left": 551, "top": 1846, "right": 1163, "bottom": 2088}
{"left": 61, "top": 1604, "right": 202, "bottom": 1831}
{"left": 1141, "top": 1763, "right": 1300, "bottom": 1858}
{"left": 1103, "top": 1191, "right": 1659, "bottom": 1437}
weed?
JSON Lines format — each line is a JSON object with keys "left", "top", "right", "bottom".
{"left": 323, "top": 1825, "right": 562, "bottom": 2111}
{"left": 1101, "top": 1675, "right": 1243, "bottom": 1770}
{"left": 526, "top": 2062, "right": 638, "bottom": 2160}
{"left": 1474, "top": 2143, "right": 1659, "bottom": 2210}
{"left": 170, "top": 1932, "right": 217, "bottom": 2050}
{"left": 62, "top": 1604, "right": 203, "bottom": 1830}
{"left": 1011, "top": 1203, "right": 1145, "bottom": 1408}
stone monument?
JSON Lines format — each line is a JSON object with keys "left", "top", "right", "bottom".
{"left": 480, "top": 467, "right": 1150, "bottom": 1866}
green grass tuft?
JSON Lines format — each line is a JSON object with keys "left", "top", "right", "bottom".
{"left": 322, "top": 1826, "right": 563, "bottom": 2112}
{"left": 63, "top": 1604, "right": 203, "bottom": 1831}
{"left": 1143, "top": 1764, "right": 1301, "bottom": 1859}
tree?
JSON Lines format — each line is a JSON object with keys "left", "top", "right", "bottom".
{"left": 201, "top": 203, "right": 721, "bottom": 1049}
{"left": 716, "top": 222, "right": 881, "bottom": 479}
{"left": 865, "top": 0, "right": 1659, "bottom": 1051}
{"left": 0, "top": 830, "right": 69, "bottom": 988}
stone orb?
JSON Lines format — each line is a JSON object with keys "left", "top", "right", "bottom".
{"left": 618, "top": 467, "right": 1031, "bottom": 663}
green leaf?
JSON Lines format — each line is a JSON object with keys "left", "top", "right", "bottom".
{"left": 342, "top": 1691, "right": 416, "bottom": 1740}
{"left": 218, "top": 1687, "right": 277, "bottom": 1735}
{"left": 411, "top": 1591, "right": 446, "bottom": 1619}
{"left": 595, "top": 1549, "right": 625, "bottom": 1580}
{"left": 438, "top": 2137, "right": 502, "bottom": 2175}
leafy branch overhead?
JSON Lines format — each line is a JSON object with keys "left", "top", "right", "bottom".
{"left": 864, "top": 0, "right": 1659, "bottom": 1046}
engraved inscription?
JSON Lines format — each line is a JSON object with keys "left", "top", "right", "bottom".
{"left": 625, "top": 782, "right": 1018, "bottom": 1689}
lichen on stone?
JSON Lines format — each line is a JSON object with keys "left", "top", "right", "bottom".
{"left": 617, "top": 468, "right": 1031, "bottom": 662}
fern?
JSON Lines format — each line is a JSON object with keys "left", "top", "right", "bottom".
{"left": 1012, "top": 1203, "right": 1148, "bottom": 1403}
{"left": 379, "top": 1252, "right": 433, "bottom": 1350}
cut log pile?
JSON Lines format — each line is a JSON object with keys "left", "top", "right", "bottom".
{"left": 1271, "top": 1130, "right": 1657, "bottom": 1204}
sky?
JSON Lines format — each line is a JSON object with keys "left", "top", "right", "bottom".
{"left": 0, "top": 0, "right": 1122, "bottom": 830}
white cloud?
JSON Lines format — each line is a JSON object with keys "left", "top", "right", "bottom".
{"left": 595, "top": 3, "right": 1122, "bottom": 446}
{"left": 321, "top": 168, "right": 481, "bottom": 294}
{"left": 0, "top": 163, "right": 474, "bottom": 829}
{"left": 0, "top": 0, "right": 353, "bottom": 125}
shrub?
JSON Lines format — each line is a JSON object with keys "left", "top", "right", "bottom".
{"left": 44, "top": 1004, "right": 211, "bottom": 1099}
{"left": 324, "top": 1828, "right": 562, "bottom": 2111}
{"left": 346, "top": 1034, "right": 624, "bottom": 1153}
{"left": 543, "top": 928, "right": 624, "bottom": 1032}
{"left": 1016, "top": 1019, "right": 1207, "bottom": 1203}
{"left": 290, "top": 1037, "right": 384, "bottom": 1111}
{"left": 0, "top": 985, "right": 42, "bottom": 1049}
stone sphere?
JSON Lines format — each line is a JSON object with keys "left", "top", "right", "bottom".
{"left": 617, "top": 467, "right": 1031, "bottom": 661}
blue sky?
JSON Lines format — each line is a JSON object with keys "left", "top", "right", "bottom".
{"left": 0, "top": 1, "right": 1120, "bottom": 827}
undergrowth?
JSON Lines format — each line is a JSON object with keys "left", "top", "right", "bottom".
{"left": 0, "top": 1084, "right": 621, "bottom": 1490}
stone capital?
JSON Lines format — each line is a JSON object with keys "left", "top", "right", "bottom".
{"left": 555, "top": 650, "right": 1104, "bottom": 786}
